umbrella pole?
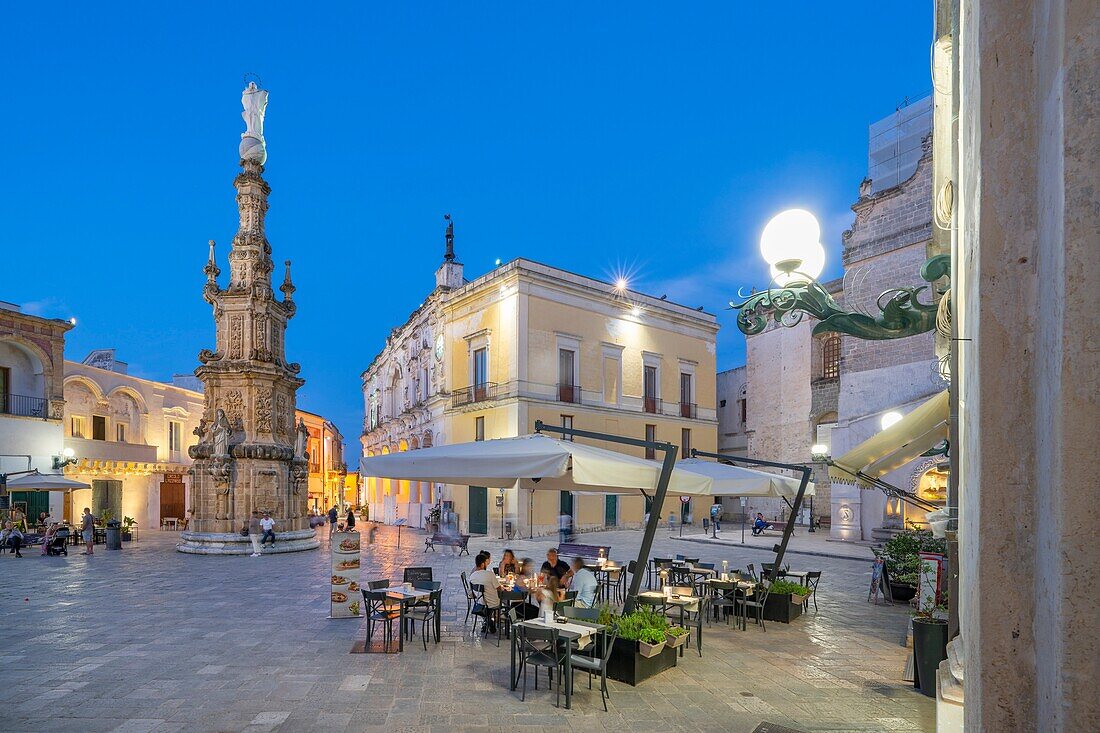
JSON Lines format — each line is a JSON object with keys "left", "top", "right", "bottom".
{"left": 533, "top": 420, "right": 677, "bottom": 614}
{"left": 689, "top": 449, "right": 812, "bottom": 583}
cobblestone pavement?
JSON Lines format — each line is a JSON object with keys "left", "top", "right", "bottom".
{"left": 0, "top": 525, "right": 933, "bottom": 733}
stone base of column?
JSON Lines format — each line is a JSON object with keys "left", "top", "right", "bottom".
{"left": 176, "top": 528, "right": 320, "bottom": 555}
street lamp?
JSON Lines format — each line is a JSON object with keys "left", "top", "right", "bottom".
{"left": 52, "top": 447, "right": 77, "bottom": 471}
{"left": 881, "top": 411, "right": 904, "bottom": 430}
{"left": 733, "top": 208, "right": 949, "bottom": 340}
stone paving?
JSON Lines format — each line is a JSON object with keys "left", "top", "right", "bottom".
{"left": 0, "top": 525, "right": 933, "bottom": 733}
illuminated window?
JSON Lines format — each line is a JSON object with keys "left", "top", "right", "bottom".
{"left": 168, "top": 420, "right": 182, "bottom": 452}
{"left": 823, "top": 336, "right": 841, "bottom": 379}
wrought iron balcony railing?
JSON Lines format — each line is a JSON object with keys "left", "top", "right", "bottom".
{"left": 679, "top": 402, "right": 697, "bottom": 419}
{"left": 557, "top": 384, "right": 582, "bottom": 404}
{"left": 0, "top": 393, "right": 48, "bottom": 419}
{"left": 643, "top": 396, "right": 662, "bottom": 414}
{"left": 451, "top": 382, "right": 501, "bottom": 408}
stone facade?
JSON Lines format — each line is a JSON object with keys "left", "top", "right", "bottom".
{"left": 829, "top": 137, "right": 947, "bottom": 541}
{"left": 362, "top": 235, "right": 719, "bottom": 537}
{"left": 62, "top": 351, "right": 204, "bottom": 530}
{"left": 179, "top": 86, "right": 317, "bottom": 555}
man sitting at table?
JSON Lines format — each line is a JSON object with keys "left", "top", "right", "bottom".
{"left": 569, "top": 557, "right": 598, "bottom": 608}
{"left": 540, "top": 548, "right": 572, "bottom": 584}
{"left": 469, "top": 551, "right": 501, "bottom": 635}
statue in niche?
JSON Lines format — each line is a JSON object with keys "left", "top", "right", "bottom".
{"left": 211, "top": 409, "right": 232, "bottom": 458}
{"left": 294, "top": 418, "right": 309, "bottom": 461}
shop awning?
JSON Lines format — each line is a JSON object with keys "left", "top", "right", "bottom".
{"left": 829, "top": 390, "right": 949, "bottom": 488}
{"left": 4, "top": 471, "right": 91, "bottom": 491}
{"left": 360, "top": 433, "right": 712, "bottom": 495}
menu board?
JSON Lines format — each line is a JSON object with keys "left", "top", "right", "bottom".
{"left": 330, "top": 531, "right": 362, "bottom": 619}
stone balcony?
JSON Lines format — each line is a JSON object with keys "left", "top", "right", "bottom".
{"left": 65, "top": 436, "right": 159, "bottom": 464}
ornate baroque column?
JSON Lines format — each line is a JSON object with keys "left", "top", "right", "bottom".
{"left": 178, "top": 82, "right": 318, "bottom": 555}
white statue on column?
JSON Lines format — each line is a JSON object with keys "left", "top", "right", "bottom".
{"left": 239, "top": 81, "right": 268, "bottom": 164}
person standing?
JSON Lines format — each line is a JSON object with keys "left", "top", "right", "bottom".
{"left": 345, "top": 507, "right": 356, "bottom": 531}
{"left": 327, "top": 505, "right": 338, "bottom": 536}
{"left": 558, "top": 511, "right": 572, "bottom": 547}
{"left": 80, "top": 508, "right": 96, "bottom": 555}
{"left": 710, "top": 502, "right": 723, "bottom": 532}
{"left": 260, "top": 512, "right": 276, "bottom": 549}
{"left": 248, "top": 512, "right": 263, "bottom": 557}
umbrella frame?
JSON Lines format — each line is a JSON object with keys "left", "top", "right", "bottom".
{"left": 690, "top": 448, "right": 812, "bottom": 583}
{"left": 534, "top": 419, "right": 676, "bottom": 614}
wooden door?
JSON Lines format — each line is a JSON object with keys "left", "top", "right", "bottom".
{"left": 468, "top": 486, "right": 487, "bottom": 535}
{"left": 160, "top": 481, "right": 185, "bottom": 523}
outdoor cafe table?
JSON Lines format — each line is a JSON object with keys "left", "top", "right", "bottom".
{"left": 705, "top": 577, "right": 758, "bottom": 630}
{"left": 384, "top": 585, "right": 436, "bottom": 652}
{"left": 509, "top": 617, "right": 603, "bottom": 709}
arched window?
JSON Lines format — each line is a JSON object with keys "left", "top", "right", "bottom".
{"left": 822, "top": 336, "right": 841, "bottom": 379}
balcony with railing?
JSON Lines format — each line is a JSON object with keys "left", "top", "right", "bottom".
{"left": 679, "top": 402, "right": 697, "bottom": 419}
{"left": 643, "top": 396, "right": 662, "bottom": 414}
{"left": 0, "top": 393, "right": 48, "bottom": 419}
{"left": 451, "top": 382, "right": 504, "bottom": 408}
{"left": 557, "top": 383, "right": 582, "bottom": 404}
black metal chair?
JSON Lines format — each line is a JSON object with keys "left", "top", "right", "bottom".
{"left": 709, "top": 579, "right": 739, "bottom": 625}
{"left": 648, "top": 557, "right": 672, "bottom": 589}
{"left": 803, "top": 571, "right": 822, "bottom": 612}
{"left": 517, "top": 625, "right": 567, "bottom": 706}
{"left": 745, "top": 563, "right": 759, "bottom": 581}
{"left": 499, "top": 588, "right": 529, "bottom": 637}
{"left": 569, "top": 626, "right": 619, "bottom": 711}
{"left": 403, "top": 587, "right": 442, "bottom": 650}
{"left": 470, "top": 583, "right": 502, "bottom": 646}
{"left": 362, "top": 580, "right": 400, "bottom": 650}
{"left": 460, "top": 571, "right": 477, "bottom": 625}
{"left": 737, "top": 581, "right": 770, "bottom": 632}
{"left": 561, "top": 605, "right": 600, "bottom": 621}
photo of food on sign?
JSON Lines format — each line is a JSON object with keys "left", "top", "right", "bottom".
{"left": 331, "top": 591, "right": 348, "bottom": 603}
{"left": 331, "top": 575, "right": 349, "bottom": 586}
{"left": 339, "top": 538, "right": 359, "bottom": 552}
{"left": 337, "top": 558, "right": 360, "bottom": 570}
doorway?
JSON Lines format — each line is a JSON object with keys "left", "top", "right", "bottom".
{"left": 468, "top": 486, "right": 488, "bottom": 535}
{"left": 604, "top": 495, "right": 618, "bottom": 527}
{"left": 160, "top": 478, "right": 185, "bottom": 524}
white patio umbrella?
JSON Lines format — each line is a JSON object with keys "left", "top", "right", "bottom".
{"left": 359, "top": 433, "right": 709, "bottom": 495}
{"left": 4, "top": 471, "right": 90, "bottom": 491}
{"left": 672, "top": 458, "right": 813, "bottom": 498}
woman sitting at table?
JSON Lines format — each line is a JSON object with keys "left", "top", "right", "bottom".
{"left": 535, "top": 575, "right": 564, "bottom": 616}
{"left": 498, "top": 548, "right": 518, "bottom": 578}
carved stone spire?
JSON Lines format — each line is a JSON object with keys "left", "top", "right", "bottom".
{"left": 182, "top": 82, "right": 315, "bottom": 555}
{"left": 280, "top": 259, "right": 297, "bottom": 319}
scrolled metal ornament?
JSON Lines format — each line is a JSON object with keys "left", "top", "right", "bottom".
{"left": 732, "top": 255, "right": 950, "bottom": 341}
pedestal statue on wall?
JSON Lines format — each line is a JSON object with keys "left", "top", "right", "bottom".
{"left": 178, "top": 82, "right": 318, "bottom": 555}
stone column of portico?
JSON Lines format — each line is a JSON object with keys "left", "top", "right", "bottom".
{"left": 957, "top": 0, "right": 1098, "bottom": 728}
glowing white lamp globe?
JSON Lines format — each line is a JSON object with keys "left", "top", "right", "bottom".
{"left": 759, "top": 209, "right": 825, "bottom": 285}
{"left": 880, "top": 411, "right": 903, "bottom": 430}
{"left": 63, "top": 447, "right": 75, "bottom": 458}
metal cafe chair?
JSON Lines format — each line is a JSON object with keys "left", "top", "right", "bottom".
{"left": 470, "top": 583, "right": 502, "bottom": 646}
{"left": 562, "top": 606, "right": 600, "bottom": 622}
{"left": 460, "top": 571, "right": 478, "bottom": 625}
{"left": 569, "top": 626, "right": 619, "bottom": 712}
{"left": 803, "top": 571, "right": 822, "bottom": 612}
{"left": 737, "top": 580, "right": 771, "bottom": 632}
{"left": 516, "top": 625, "right": 567, "bottom": 706}
{"left": 362, "top": 580, "right": 400, "bottom": 650}
{"left": 403, "top": 587, "right": 443, "bottom": 650}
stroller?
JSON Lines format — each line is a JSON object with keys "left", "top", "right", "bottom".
{"left": 45, "top": 528, "right": 69, "bottom": 556}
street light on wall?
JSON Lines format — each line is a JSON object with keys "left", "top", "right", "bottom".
{"left": 52, "top": 447, "right": 77, "bottom": 471}
{"left": 880, "top": 411, "right": 904, "bottom": 430}
{"left": 733, "top": 208, "right": 949, "bottom": 340}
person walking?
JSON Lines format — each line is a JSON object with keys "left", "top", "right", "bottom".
{"left": 327, "top": 505, "right": 338, "bottom": 536}
{"left": 248, "top": 512, "right": 263, "bottom": 557}
{"left": 345, "top": 507, "right": 356, "bottom": 531}
{"left": 260, "top": 512, "right": 276, "bottom": 549}
{"left": 80, "top": 507, "right": 97, "bottom": 555}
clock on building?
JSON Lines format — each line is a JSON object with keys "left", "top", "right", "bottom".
{"left": 434, "top": 333, "right": 445, "bottom": 361}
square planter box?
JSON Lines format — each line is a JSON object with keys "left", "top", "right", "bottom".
{"left": 761, "top": 592, "right": 805, "bottom": 624}
{"left": 606, "top": 636, "right": 678, "bottom": 686}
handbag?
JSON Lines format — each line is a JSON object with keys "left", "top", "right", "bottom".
{"left": 240, "top": 524, "right": 249, "bottom": 537}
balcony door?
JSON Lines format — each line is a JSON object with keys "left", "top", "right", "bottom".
{"left": 643, "top": 365, "right": 659, "bottom": 413}
{"left": 558, "top": 349, "right": 577, "bottom": 403}
{"left": 0, "top": 366, "right": 8, "bottom": 413}
{"left": 472, "top": 348, "right": 488, "bottom": 402}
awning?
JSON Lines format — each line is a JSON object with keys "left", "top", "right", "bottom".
{"left": 4, "top": 471, "right": 91, "bottom": 491}
{"left": 674, "top": 458, "right": 813, "bottom": 498}
{"left": 360, "top": 434, "right": 711, "bottom": 495}
{"left": 829, "top": 390, "right": 949, "bottom": 488}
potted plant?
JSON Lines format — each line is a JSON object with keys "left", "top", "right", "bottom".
{"left": 605, "top": 607, "right": 679, "bottom": 685}
{"left": 881, "top": 525, "right": 947, "bottom": 602}
{"left": 911, "top": 576, "right": 949, "bottom": 696}
{"left": 121, "top": 516, "right": 136, "bottom": 541}
{"left": 761, "top": 579, "right": 808, "bottom": 623}
{"left": 665, "top": 625, "right": 690, "bottom": 649}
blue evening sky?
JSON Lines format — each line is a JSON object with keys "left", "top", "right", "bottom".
{"left": 1, "top": 4, "right": 932, "bottom": 459}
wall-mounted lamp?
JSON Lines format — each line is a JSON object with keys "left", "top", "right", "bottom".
{"left": 53, "top": 447, "right": 77, "bottom": 471}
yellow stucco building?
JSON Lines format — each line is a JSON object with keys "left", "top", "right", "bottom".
{"left": 361, "top": 234, "right": 718, "bottom": 537}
